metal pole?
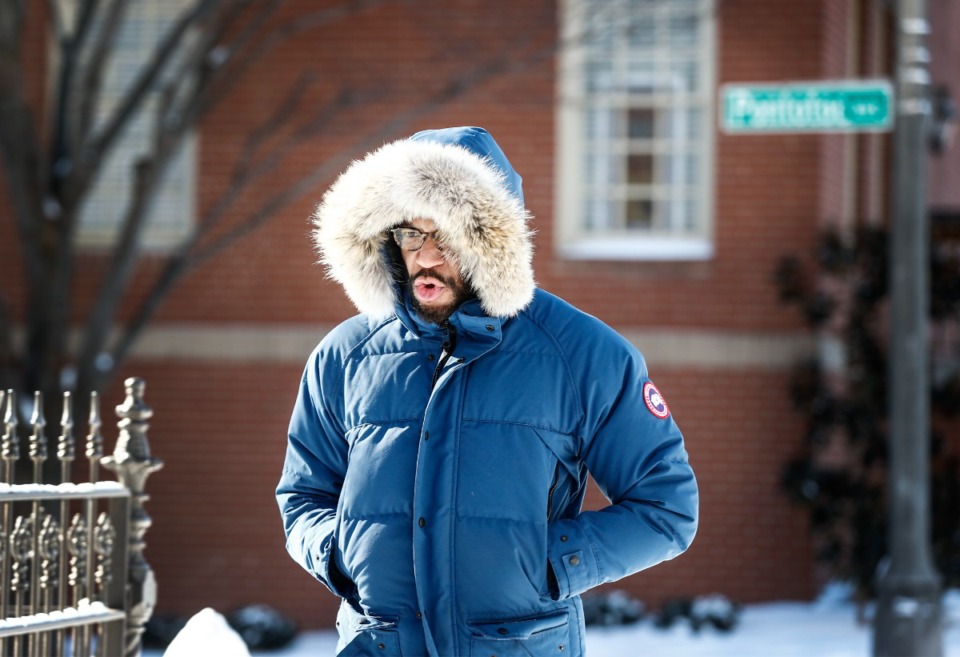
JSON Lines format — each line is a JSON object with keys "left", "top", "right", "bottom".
{"left": 872, "top": 0, "right": 942, "bottom": 655}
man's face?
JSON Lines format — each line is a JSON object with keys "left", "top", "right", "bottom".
{"left": 397, "top": 218, "right": 472, "bottom": 324}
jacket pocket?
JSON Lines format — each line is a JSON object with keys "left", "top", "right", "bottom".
{"left": 468, "top": 610, "right": 569, "bottom": 657}
{"left": 336, "top": 602, "right": 403, "bottom": 656}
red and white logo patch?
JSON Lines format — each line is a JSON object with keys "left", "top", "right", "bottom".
{"left": 643, "top": 382, "right": 670, "bottom": 419}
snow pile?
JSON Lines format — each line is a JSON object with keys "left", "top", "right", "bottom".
{"left": 162, "top": 608, "right": 250, "bottom": 657}
{"left": 145, "top": 590, "right": 960, "bottom": 657}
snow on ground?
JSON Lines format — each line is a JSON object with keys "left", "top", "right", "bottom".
{"left": 144, "top": 588, "right": 960, "bottom": 657}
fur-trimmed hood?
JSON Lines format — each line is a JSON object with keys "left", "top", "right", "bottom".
{"left": 312, "top": 126, "right": 535, "bottom": 320}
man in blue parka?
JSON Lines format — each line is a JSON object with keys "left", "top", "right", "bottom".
{"left": 276, "top": 126, "right": 698, "bottom": 657}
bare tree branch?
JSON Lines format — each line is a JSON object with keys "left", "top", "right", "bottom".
{"left": 0, "top": 3, "right": 46, "bottom": 325}
{"left": 107, "top": 29, "right": 557, "bottom": 372}
{"left": 88, "top": 0, "right": 217, "bottom": 175}
{"left": 197, "top": 81, "right": 388, "bottom": 251}
{"left": 50, "top": 0, "right": 100, "bottom": 198}
{"left": 8, "top": 0, "right": 558, "bottom": 402}
{"left": 108, "top": 152, "right": 340, "bottom": 370}
{"left": 197, "top": 0, "right": 285, "bottom": 79}
{"left": 72, "top": 2, "right": 252, "bottom": 391}
{"left": 155, "top": 0, "right": 273, "bottom": 132}
{"left": 132, "top": 0, "right": 401, "bottom": 232}
{"left": 38, "top": 0, "right": 118, "bottom": 409}
{"left": 230, "top": 68, "right": 317, "bottom": 184}
{"left": 0, "top": 292, "right": 22, "bottom": 434}
{"left": 197, "top": 0, "right": 265, "bottom": 60}
{"left": 76, "top": 157, "right": 161, "bottom": 393}
{"left": 44, "top": 0, "right": 66, "bottom": 44}
{"left": 190, "top": 0, "right": 394, "bottom": 121}
{"left": 148, "top": 0, "right": 402, "bottom": 203}
{"left": 0, "top": 2, "right": 26, "bottom": 44}
{"left": 76, "top": 0, "right": 129, "bottom": 152}
{"left": 0, "top": 290, "right": 14, "bottom": 390}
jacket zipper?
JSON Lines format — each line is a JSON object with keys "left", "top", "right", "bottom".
{"left": 430, "top": 321, "right": 458, "bottom": 391}
{"left": 546, "top": 461, "right": 562, "bottom": 519}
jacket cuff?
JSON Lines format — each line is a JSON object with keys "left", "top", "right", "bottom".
{"left": 547, "top": 519, "right": 600, "bottom": 599}
{"left": 317, "top": 533, "right": 357, "bottom": 601}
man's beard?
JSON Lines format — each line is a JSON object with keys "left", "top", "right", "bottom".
{"left": 408, "top": 270, "right": 474, "bottom": 324}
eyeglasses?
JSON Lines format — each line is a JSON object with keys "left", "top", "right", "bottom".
{"left": 390, "top": 226, "right": 445, "bottom": 253}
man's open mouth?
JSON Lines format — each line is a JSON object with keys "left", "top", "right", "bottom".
{"left": 414, "top": 278, "right": 446, "bottom": 302}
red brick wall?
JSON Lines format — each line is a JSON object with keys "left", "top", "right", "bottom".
{"left": 928, "top": 0, "right": 960, "bottom": 207}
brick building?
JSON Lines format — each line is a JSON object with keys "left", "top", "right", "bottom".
{"left": 2, "top": 0, "right": 960, "bottom": 631}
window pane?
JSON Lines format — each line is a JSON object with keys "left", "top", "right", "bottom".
{"left": 626, "top": 199, "right": 654, "bottom": 230}
{"left": 668, "top": 13, "right": 698, "bottom": 47}
{"left": 685, "top": 108, "right": 702, "bottom": 139}
{"left": 587, "top": 107, "right": 614, "bottom": 140}
{"left": 626, "top": 58, "right": 656, "bottom": 88}
{"left": 585, "top": 60, "right": 614, "bottom": 92}
{"left": 584, "top": 9, "right": 616, "bottom": 52}
{"left": 584, "top": 196, "right": 618, "bottom": 231}
{"left": 626, "top": 13, "right": 655, "bottom": 48}
{"left": 671, "top": 59, "right": 699, "bottom": 92}
{"left": 628, "top": 108, "right": 655, "bottom": 139}
{"left": 627, "top": 153, "right": 654, "bottom": 184}
{"left": 586, "top": 151, "right": 614, "bottom": 187}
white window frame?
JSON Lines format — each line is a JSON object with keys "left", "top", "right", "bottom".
{"left": 555, "top": 0, "right": 716, "bottom": 261}
{"left": 75, "top": 0, "right": 196, "bottom": 251}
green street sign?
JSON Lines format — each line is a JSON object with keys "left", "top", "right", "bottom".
{"left": 721, "top": 80, "right": 894, "bottom": 133}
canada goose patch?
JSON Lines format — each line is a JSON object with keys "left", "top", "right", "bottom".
{"left": 643, "top": 382, "right": 670, "bottom": 419}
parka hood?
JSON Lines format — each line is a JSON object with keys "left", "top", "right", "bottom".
{"left": 312, "top": 126, "right": 536, "bottom": 320}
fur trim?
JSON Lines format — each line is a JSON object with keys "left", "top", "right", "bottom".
{"left": 312, "top": 138, "right": 536, "bottom": 319}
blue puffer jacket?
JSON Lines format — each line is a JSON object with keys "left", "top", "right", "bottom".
{"left": 277, "top": 127, "right": 698, "bottom": 657}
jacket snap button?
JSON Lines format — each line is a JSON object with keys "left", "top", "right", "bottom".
{"left": 560, "top": 535, "right": 568, "bottom": 542}
{"left": 378, "top": 643, "right": 385, "bottom": 650}
{"left": 568, "top": 555, "right": 581, "bottom": 566}
{"left": 416, "top": 611, "right": 422, "bottom": 619}
{"left": 419, "top": 517, "right": 426, "bottom": 528}
{"left": 497, "top": 627, "right": 509, "bottom": 635}
{"left": 428, "top": 354, "right": 435, "bottom": 361}
{"left": 559, "top": 645, "right": 564, "bottom": 651}
{"left": 485, "top": 325, "right": 495, "bottom": 331}
{"left": 424, "top": 431, "right": 430, "bottom": 441}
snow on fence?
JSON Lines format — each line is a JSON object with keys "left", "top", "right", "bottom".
{"left": 0, "top": 377, "right": 162, "bottom": 657}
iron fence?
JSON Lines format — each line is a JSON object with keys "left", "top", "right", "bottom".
{"left": 0, "top": 377, "right": 162, "bottom": 657}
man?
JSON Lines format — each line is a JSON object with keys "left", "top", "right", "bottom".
{"left": 277, "top": 126, "right": 698, "bottom": 657}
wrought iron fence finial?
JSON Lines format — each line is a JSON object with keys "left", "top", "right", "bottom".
{"left": 29, "top": 391, "right": 47, "bottom": 470}
{"left": 2, "top": 390, "right": 18, "bottom": 475}
{"left": 59, "top": 391, "right": 76, "bottom": 466}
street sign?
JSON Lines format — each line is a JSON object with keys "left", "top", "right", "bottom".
{"left": 721, "top": 80, "right": 894, "bottom": 133}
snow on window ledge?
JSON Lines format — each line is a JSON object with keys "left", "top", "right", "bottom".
{"left": 557, "top": 237, "right": 714, "bottom": 261}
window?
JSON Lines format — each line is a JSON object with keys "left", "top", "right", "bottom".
{"left": 76, "top": 0, "right": 196, "bottom": 250}
{"left": 556, "top": 0, "right": 716, "bottom": 260}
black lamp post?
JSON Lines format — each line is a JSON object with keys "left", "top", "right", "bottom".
{"left": 872, "top": 0, "right": 943, "bottom": 655}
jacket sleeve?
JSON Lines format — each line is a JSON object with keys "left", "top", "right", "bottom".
{"left": 546, "top": 338, "right": 698, "bottom": 600}
{"left": 276, "top": 348, "right": 356, "bottom": 600}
